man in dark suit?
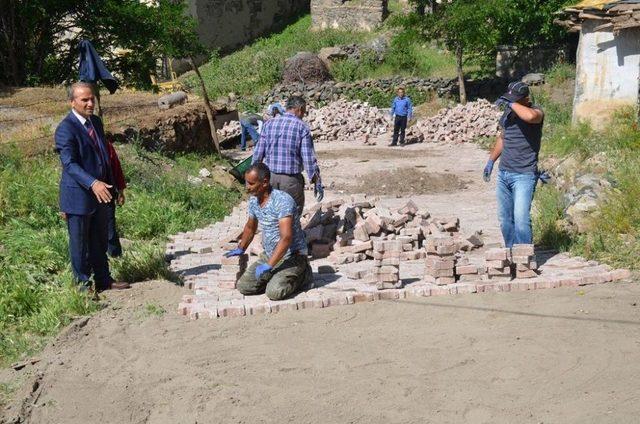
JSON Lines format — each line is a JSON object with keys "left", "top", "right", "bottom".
{"left": 55, "top": 82, "right": 130, "bottom": 292}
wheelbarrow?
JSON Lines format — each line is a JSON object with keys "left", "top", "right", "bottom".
{"left": 229, "top": 155, "right": 253, "bottom": 184}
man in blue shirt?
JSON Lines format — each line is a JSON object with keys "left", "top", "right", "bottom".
{"left": 390, "top": 87, "right": 413, "bottom": 146}
{"left": 225, "top": 163, "right": 312, "bottom": 301}
{"left": 483, "top": 81, "right": 545, "bottom": 248}
{"left": 253, "top": 96, "right": 323, "bottom": 212}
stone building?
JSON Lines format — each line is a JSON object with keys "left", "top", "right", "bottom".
{"left": 311, "top": 0, "right": 388, "bottom": 31}
{"left": 556, "top": 0, "right": 640, "bottom": 128}
{"left": 187, "top": 0, "right": 310, "bottom": 52}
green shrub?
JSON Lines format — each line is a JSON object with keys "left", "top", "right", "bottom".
{"left": 0, "top": 143, "right": 240, "bottom": 365}
{"left": 545, "top": 62, "right": 576, "bottom": 86}
{"left": 532, "top": 185, "right": 573, "bottom": 250}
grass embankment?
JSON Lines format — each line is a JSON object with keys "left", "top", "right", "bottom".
{"left": 183, "top": 14, "right": 459, "bottom": 109}
{"left": 530, "top": 63, "right": 640, "bottom": 269}
{"left": 0, "top": 137, "right": 241, "bottom": 366}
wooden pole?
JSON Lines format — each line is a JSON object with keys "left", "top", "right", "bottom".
{"left": 455, "top": 45, "right": 467, "bottom": 105}
{"left": 188, "top": 56, "right": 220, "bottom": 154}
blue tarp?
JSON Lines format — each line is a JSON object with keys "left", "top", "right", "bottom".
{"left": 78, "top": 40, "right": 119, "bottom": 94}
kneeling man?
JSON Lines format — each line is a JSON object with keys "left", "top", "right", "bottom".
{"left": 224, "top": 163, "right": 311, "bottom": 300}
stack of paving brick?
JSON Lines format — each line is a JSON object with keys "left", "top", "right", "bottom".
{"left": 511, "top": 244, "right": 538, "bottom": 279}
{"left": 454, "top": 256, "right": 482, "bottom": 282}
{"left": 484, "top": 247, "right": 512, "bottom": 281}
{"left": 218, "top": 253, "right": 248, "bottom": 289}
{"left": 371, "top": 240, "right": 402, "bottom": 289}
{"left": 423, "top": 236, "right": 457, "bottom": 285}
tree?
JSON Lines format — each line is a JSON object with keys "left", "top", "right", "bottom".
{"left": 404, "top": 0, "right": 501, "bottom": 104}
{"left": 0, "top": 0, "right": 204, "bottom": 87}
{"left": 494, "top": 0, "right": 572, "bottom": 49}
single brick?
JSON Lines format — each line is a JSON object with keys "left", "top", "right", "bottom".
{"left": 609, "top": 268, "right": 632, "bottom": 281}
{"left": 515, "top": 269, "right": 538, "bottom": 279}
{"left": 435, "top": 276, "right": 456, "bottom": 285}
{"left": 218, "top": 304, "right": 246, "bottom": 318}
{"left": 511, "top": 244, "right": 535, "bottom": 256}
{"left": 425, "top": 268, "right": 455, "bottom": 278}
{"left": 485, "top": 248, "right": 510, "bottom": 261}
{"left": 487, "top": 267, "right": 511, "bottom": 276}
{"left": 353, "top": 292, "right": 375, "bottom": 303}
{"left": 455, "top": 264, "right": 479, "bottom": 275}
{"left": 247, "top": 303, "right": 271, "bottom": 315}
{"left": 425, "top": 257, "right": 455, "bottom": 270}
{"left": 511, "top": 255, "right": 535, "bottom": 265}
{"left": 378, "top": 290, "right": 400, "bottom": 300}
{"left": 486, "top": 259, "right": 509, "bottom": 268}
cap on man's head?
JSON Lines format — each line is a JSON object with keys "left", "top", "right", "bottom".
{"left": 502, "top": 81, "right": 530, "bottom": 102}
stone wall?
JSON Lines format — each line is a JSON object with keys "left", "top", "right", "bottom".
{"left": 260, "top": 76, "right": 506, "bottom": 106}
{"left": 311, "top": 0, "right": 388, "bottom": 31}
{"left": 495, "top": 45, "right": 569, "bottom": 80}
{"left": 188, "top": 0, "right": 309, "bottom": 52}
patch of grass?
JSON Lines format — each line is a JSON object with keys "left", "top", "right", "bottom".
{"left": 0, "top": 140, "right": 241, "bottom": 366}
{"left": 545, "top": 62, "right": 576, "bottom": 86}
{"left": 532, "top": 185, "right": 574, "bottom": 250}
{"left": 183, "top": 15, "right": 369, "bottom": 100}
{"left": 535, "top": 101, "right": 640, "bottom": 268}
{"left": 185, "top": 14, "right": 461, "bottom": 108}
{"left": 143, "top": 302, "right": 166, "bottom": 317}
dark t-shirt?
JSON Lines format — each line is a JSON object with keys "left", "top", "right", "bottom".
{"left": 499, "top": 105, "right": 543, "bottom": 174}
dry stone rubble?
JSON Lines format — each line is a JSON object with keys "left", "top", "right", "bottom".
{"left": 407, "top": 99, "right": 501, "bottom": 144}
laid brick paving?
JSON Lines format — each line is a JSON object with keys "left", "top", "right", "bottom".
{"left": 168, "top": 201, "right": 631, "bottom": 320}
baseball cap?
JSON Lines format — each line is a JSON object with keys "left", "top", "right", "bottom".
{"left": 502, "top": 81, "right": 530, "bottom": 102}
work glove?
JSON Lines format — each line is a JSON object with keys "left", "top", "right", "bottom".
{"left": 494, "top": 96, "right": 512, "bottom": 109}
{"left": 255, "top": 263, "right": 273, "bottom": 280}
{"left": 223, "top": 247, "right": 245, "bottom": 257}
{"left": 483, "top": 159, "right": 495, "bottom": 182}
{"left": 314, "top": 180, "right": 325, "bottom": 202}
{"left": 537, "top": 170, "right": 551, "bottom": 184}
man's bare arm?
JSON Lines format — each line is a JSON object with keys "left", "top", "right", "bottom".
{"left": 489, "top": 133, "right": 504, "bottom": 161}
{"left": 238, "top": 217, "right": 258, "bottom": 251}
{"left": 267, "top": 216, "right": 294, "bottom": 267}
{"left": 510, "top": 103, "right": 544, "bottom": 124}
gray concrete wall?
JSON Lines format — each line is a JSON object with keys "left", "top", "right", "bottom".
{"left": 573, "top": 20, "right": 640, "bottom": 129}
{"left": 189, "top": 0, "right": 310, "bottom": 52}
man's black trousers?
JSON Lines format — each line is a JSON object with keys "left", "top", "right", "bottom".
{"left": 392, "top": 115, "right": 408, "bottom": 145}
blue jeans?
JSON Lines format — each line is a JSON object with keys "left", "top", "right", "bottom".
{"left": 240, "top": 120, "right": 259, "bottom": 150}
{"left": 496, "top": 170, "right": 537, "bottom": 248}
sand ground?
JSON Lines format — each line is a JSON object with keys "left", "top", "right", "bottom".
{"left": 3, "top": 138, "right": 640, "bottom": 424}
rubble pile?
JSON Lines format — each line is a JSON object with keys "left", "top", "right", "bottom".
{"left": 216, "top": 120, "right": 241, "bottom": 140}
{"left": 408, "top": 99, "right": 501, "bottom": 144}
{"left": 306, "top": 99, "right": 390, "bottom": 143}
{"left": 299, "top": 195, "right": 484, "bottom": 274}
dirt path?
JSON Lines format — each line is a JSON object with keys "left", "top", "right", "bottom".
{"left": 3, "top": 140, "right": 640, "bottom": 424}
